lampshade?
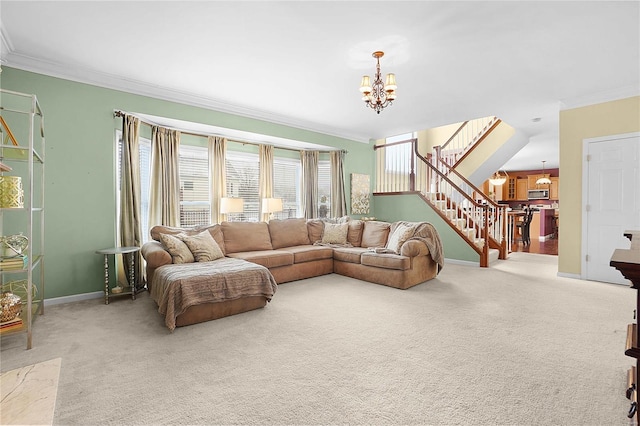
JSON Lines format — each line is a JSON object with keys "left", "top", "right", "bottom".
{"left": 384, "top": 73, "right": 397, "bottom": 91}
{"left": 359, "top": 76, "right": 372, "bottom": 94}
{"left": 261, "top": 198, "right": 283, "bottom": 214}
{"left": 220, "top": 197, "right": 244, "bottom": 214}
{"left": 536, "top": 176, "right": 552, "bottom": 185}
{"left": 536, "top": 161, "right": 552, "bottom": 184}
{"left": 0, "top": 176, "right": 24, "bottom": 208}
{"left": 489, "top": 170, "right": 508, "bottom": 186}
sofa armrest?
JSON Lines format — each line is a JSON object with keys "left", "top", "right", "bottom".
{"left": 141, "top": 241, "right": 172, "bottom": 268}
{"left": 400, "top": 240, "right": 429, "bottom": 257}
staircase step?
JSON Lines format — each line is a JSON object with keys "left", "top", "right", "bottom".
{"left": 474, "top": 238, "right": 485, "bottom": 247}
{"left": 444, "top": 209, "right": 458, "bottom": 219}
{"left": 434, "top": 200, "right": 447, "bottom": 209}
{"left": 452, "top": 218, "right": 467, "bottom": 230}
{"left": 463, "top": 228, "right": 476, "bottom": 239}
{"left": 488, "top": 248, "right": 500, "bottom": 264}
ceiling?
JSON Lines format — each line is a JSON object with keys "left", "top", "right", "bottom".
{"left": 1, "top": 1, "right": 638, "bottom": 170}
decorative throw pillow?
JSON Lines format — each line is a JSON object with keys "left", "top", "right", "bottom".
{"left": 159, "top": 233, "right": 194, "bottom": 264}
{"left": 385, "top": 223, "right": 416, "bottom": 254}
{"left": 360, "top": 221, "right": 391, "bottom": 248}
{"left": 321, "top": 222, "right": 349, "bottom": 244}
{"left": 179, "top": 230, "right": 224, "bottom": 262}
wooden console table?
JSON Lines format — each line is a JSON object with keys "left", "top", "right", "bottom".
{"left": 610, "top": 230, "right": 640, "bottom": 422}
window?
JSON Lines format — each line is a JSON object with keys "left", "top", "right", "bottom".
{"left": 272, "top": 157, "right": 301, "bottom": 219}
{"left": 117, "top": 132, "right": 336, "bottom": 229}
{"left": 178, "top": 145, "right": 209, "bottom": 227}
{"left": 385, "top": 132, "right": 414, "bottom": 173}
{"left": 317, "top": 160, "right": 331, "bottom": 218}
{"left": 225, "top": 151, "right": 260, "bottom": 221}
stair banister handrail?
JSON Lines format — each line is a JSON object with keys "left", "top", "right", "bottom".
{"left": 414, "top": 140, "right": 507, "bottom": 263}
{"left": 374, "top": 138, "right": 417, "bottom": 191}
{"left": 439, "top": 120, "right": 469, "bottom": 151}
{"left": 413, "top": 143, "right": 487, "bottom": 210}
{"left": 431, "top": 151, "right": 505, "bottom": 211}
{"left": 432, "top": 152, "right": 508, "bottom": 247}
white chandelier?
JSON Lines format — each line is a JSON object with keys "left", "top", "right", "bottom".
{"left": 359, "top": 51, "right": 397, "bottom": 114}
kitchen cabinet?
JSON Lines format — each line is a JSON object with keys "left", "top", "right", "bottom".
{"left": 516, "top": 178, "right": 528, "bottom": 200}
{"left": 550, "top": 177, "right": 559, "bottom": 200}
{"left": 503, "top": 177, "right": 516, "bottom": 200}
{"left": 528, "top": 174, "right": 550, "bottom": 190}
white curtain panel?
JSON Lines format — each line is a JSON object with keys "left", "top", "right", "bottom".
{"left": 208, "top": 136, "right": 227, "bottom": 224}
{"left": 149, "top": 126, "right": 181, "bottom": 228}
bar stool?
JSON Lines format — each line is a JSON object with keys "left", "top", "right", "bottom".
{"left": 515, "top": 208, "right": 534, "bottom": 245}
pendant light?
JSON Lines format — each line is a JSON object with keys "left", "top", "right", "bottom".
{"left": 489, "top": 170, "right": 508, "bottom": 186}
{"left": 536, "top": 161, "right": 552, "bottom": 185}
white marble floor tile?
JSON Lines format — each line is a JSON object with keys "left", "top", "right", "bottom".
{"left": 0, "top": 357, "right": 61, "bottom": 426}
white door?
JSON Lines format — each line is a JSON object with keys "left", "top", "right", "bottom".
{"left": 585, "top": 133, "right": 640, "bottom": 284}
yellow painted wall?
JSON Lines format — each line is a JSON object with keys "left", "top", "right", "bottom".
{"left": 454, "top": 121, "right": 515, "bottom": 178}
{"left": 416, "top": 122, "right": 462, "bottom": 154}
{"left": 558, "top": 96, "right": 640, "bottom": 275}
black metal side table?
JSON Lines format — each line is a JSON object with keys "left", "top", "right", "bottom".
{"left": 95, "top": 246, "right": 140, "bottom": 305}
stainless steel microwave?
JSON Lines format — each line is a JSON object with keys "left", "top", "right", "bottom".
{"left": 528, "top": 189, "right": 549, "bottom": 200}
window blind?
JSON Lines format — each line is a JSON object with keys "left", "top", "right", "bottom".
{"left": 178, "top": 144, "right": 210, "bottom": 227}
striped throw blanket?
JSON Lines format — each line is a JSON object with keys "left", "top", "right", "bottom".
{"left": 151, "top": 257, "right": 277, "bottom": 330}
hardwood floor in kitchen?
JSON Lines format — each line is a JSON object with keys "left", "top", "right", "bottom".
{"left": 510, "top": 237, "right": 558, "bottom": 255}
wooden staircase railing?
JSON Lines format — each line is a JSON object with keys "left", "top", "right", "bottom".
{"left": 438, "top": 116, "right": 500, "bottom": 169}
{"left": 374, "top": 138, "right": 508, "bottom": 267}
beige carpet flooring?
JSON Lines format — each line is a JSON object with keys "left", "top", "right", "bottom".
{"left": 0, "top": 253, "right": 634, "bottom": 425}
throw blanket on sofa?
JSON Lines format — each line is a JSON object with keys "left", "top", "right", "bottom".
{"left": 151, "top": 257, "right": 278, "bottom": 330}
{"left": 397, "top": 221, "right": 445, "bottom": 273}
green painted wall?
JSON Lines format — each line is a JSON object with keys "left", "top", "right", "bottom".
{"left": 372, "top": 194, "right": 479, "bottom": 263}
{"left": 1, "top": 68, "right": 374, "bottom": 299}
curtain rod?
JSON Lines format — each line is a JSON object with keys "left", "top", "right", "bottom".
{"left": 113, "top": 110, "right": 346, "bottom": 154}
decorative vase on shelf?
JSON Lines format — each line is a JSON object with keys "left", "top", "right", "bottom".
{"left": 0, "top": 291, "right": 22, "bottom": 322}
{"left": 0, "top": 234, "right": 28, "bottom": 258}
{"left": 0, "top": 176, "right": 24, "bottom": 209}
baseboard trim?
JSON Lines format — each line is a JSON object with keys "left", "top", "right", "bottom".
{"left": 557, "top": 272, "right": 581, "bottom": 280}
{"left": 444, "top": 258, "right": 478, "bottom": 267}
{"left": 44, "top": 291, "right": 103, "bottom": 307}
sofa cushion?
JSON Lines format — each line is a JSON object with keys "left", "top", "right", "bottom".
{"left": 151, "top": 224, "right": 226, "bottom": 255}
{"left": 179, "top": 230, "right": 224, "bottom": 262}
{"left": 333, "top": 247, "right": 367, "bottom": 264}
{"left": 347, "top": 220, "right": 364, "bottom": 247}
{"left": 386, "top": 222, "right": 417, "bottom": 254}
{"left": 360, "top": 221, "right": 391, "bottom": 248}
{"left": 158, "top": 233, "right": 194, "bottom": 264}
{"left": 222, "top": 221, "right": 273, "bottom": 253}
{"left": 268, "top": 218, "right": 310, "bottom": 249}
{"left": 306, "top": 220, "right": 324, "bottom": 244}
{"left": 226, "top": 250, "right": 293, "bottom": 269}
{"left": 321, "top": 222, "right": 349, "bottom": 244}
{"left": 280, "top": 245, "right": 334, "bottom": 263}
{"left": 361, "top": 252, "right": 411, "bottom": 271}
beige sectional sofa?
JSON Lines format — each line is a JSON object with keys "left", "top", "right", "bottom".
{"left": 141, "top": 218, "right": 443, "bottom": 329}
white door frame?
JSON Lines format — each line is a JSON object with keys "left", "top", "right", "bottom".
{"left": 581, "top": 131, "right": 640, "bottom": 281}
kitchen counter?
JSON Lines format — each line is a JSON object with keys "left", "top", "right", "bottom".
{"left": 532, "top": 208, "right": 556, "bottom": 241}
{"left": 508, "top": 208, "right": 556, "bottom": 244}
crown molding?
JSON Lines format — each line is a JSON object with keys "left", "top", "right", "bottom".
{"left": 3, "top": 51, "right": 371, "bottom": 144}
{"left": 560, "top": 85, "right": 640, "bottom": 110}
{"left": 0, "top": 19, "right": 14, "bottom": 63}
